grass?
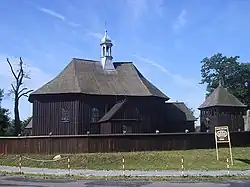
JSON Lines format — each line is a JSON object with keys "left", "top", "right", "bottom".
{"left": 0, "top": 147, "right": 250, "bottom": 171}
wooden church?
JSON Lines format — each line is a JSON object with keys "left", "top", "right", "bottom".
{"left": 28, "top": 30, "right": 196, "bottom": 135}
{"left": 198, "top": 81, "right": 247, "bottom": 132}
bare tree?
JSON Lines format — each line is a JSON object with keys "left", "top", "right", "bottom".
{"left": 7, "top": 57, "right": 33, "bottom": 136}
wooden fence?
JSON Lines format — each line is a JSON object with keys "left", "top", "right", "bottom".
{"left": 0, "top": 131, "right": 250, "bottom": 155}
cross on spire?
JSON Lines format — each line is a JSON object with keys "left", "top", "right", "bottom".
{"left": 219, "top": 76, "right": 224, "bottom": 87}
{"left": 105, "top": 21, "right": 107, "bottom": 32}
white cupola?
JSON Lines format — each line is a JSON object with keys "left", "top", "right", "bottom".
{"left": 100, "top": 29, "right": 115, "bottom": 71}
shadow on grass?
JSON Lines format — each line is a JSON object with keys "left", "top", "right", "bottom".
{"left": 235, "top": 158, "right": 250, "bottom": 165}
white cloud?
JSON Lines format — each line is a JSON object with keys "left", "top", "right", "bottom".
{"left": 126, "top": 0, "right": 166, "bottom": 19}
{"left": 86, "top": 32, "right": 103, "bottom": 40}
{"left": 173, "top": 9, "right": 187, "bottom": 33}
{"left": 68, "top": 22, "right": 81, "bottom": 27}
{"left": 85, "top": 31, "right": 117, "bottom": 46}
{"left": 153, "top": 0, "right": 166, "bottom": 18}
{"left": 126, "top": 0, "right": 148, "bottom": 19}
{"left": 39, "top": 8, "right": 65, "bottom": 21}
{"left": 37, "top": 7, "right": 80, "bottom": 27}
{"left": 0, "top": 55, "right": 52, "bottom": 120}
{"left": 133, "top": 54, "right": 196, "bottom": 88}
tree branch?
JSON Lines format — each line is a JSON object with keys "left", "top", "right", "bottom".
{"left": 18, "top": 89, "right": 33, "bottom": 99}
{"left": 7, "top": 58, "right": 18, "bottom": 81}
{"left": 18, "top": 87, "right": 27, "bottom": 95}
{"left": 11, "top": 84, "right": 16, "bottom": 93}
{"left": 17, "top": 57, "right": 24, "bottom": 81}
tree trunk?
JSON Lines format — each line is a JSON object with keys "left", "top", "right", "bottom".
{"left": 14, "top": 98, "right": 21, "bottom": 136}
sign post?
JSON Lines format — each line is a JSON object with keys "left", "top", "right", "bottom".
{"left": 214, "top": 126, "right": 233, "bottom": 165}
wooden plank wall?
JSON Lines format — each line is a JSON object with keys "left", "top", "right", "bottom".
{"left": 0, "top": 132, "right": 250, "bottom": 155}
{"left": 33, "top": 100, "right": 80, "bottom": 135}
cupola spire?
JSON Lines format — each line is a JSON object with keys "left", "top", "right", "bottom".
{"left": 100, "top": 24, "right": 115, "bottom": 72}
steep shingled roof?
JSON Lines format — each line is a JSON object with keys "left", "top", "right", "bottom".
{"left": 98, "top": 100, "right": 126, "bottom": 123}
{"left": 29, "top": 58, "right": 169, "bottom": 100}
{"left": 198, "top": 84, "right": 246, "bottom": 109}
{"left": 165, "top": 102, "right": 196, "bottom": 121}
{"left": 25, "top": 118, "right": 32, "bottom": 129}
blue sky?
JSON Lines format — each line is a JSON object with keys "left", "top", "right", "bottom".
{"left": 1, "top": 0, "right": 250, "bottom": 124}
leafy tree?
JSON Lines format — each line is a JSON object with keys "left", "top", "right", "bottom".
{"left": 21, "top": 116, "right": 32, "bottom": 135}
{"left": 189, "top": 107, "right": 195, "bottom": 115}
{"left": 227, "top": 63, "right": 250, "bottom": 107}
{"left": 5, "top": 119, "right": 15, "bottom": 136}
{"left": 0, "top": 89, "right": 11, "bottom": 135}
{"left": 6, "top": 57, "right": 33, "bottom": 136}
{"left": 5, "top": 116, "right": 32, "bottom": 136}
{"left": 200, "top": 53, "right": 250, "bottom": 107}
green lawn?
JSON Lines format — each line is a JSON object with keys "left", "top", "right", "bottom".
{"left": 0, "top": 147, "right": 250, "bottom": 171}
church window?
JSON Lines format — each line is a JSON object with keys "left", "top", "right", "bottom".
{"left": 91, "top": 108, "right": 100, "bottom": 122}
{"left": 102, "top": 46, "right": 105, "bottom": 56}
{"left": 61, "top": 107, "right": 70, "bottom": 123}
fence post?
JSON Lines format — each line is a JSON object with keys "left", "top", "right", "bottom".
{"left": 18, "top": 155, "right": 22, "bottom": 174}
{"left": 227, "top": 158, "right": 230, "bottom": 175}
{"left": 181, "top": 156, "right": 184, "bottom": 176}
{"left": 122, "top": 156, "right": 125, "bottom": 176}
{"left": 68, "top": 157, "right": 71, "bottom": 176}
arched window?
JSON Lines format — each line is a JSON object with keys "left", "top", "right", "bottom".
{"left": 102, "top": 46, "right": 105, "bottom": 56}
{"left": 106, "top": 46, "right": 109, "bottom": 56}
{"left": 91, "top": 108, "right": 100, "bottom": 122}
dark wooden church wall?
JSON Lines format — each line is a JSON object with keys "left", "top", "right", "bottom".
{"left": 200, "top": 109, "right": 217, "bottom": 132}
{"left": 185, "top": 121, "right": 195, "bottom": 132}
{"left": 32, "top": 95, "right": 183, "bottom": 135}
{"left": 132, "top": 97, "right": 166, "bottom": 133}
{"left": 78, "top": 96, "right": 113, "bottom": 134}
{"left": 109, "top": 122, "right": 143, "bottom": 134}
{"left": 163, "top": 121, "right": 195, "bottom": 133}
{"left": 110, "top": 102, "right": 142, "bottom": 133}
{"left": 113, "top": 102, "right": 141, "bottom": 120}
{"left": 200, "top": 107, "right": 246, "bottom": 132}
{"left": 80, "top": 96, "right": 167, "bottom": 134}
{"left": 32, "top": 98, "right": 79, "bottom": 135}
{"left": 100, "top": 122, "right": 112, "bottom": 134}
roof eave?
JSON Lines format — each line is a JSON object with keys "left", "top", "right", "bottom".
{"left": 198, "top": 104, "right": 247, "bottom": 110}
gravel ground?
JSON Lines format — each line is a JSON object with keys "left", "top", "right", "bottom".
{"left": 0, "top": 175, "right": 250, "bottom": 187}
{"left": 0, "top": 165, "right": 250, "bottom": 177}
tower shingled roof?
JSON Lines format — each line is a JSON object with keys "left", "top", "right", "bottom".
{"left": 198, "top": 84, "right": 246, "bottom": 109}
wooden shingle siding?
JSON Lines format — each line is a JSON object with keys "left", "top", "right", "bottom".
{"left": 28, "top": 59, "right": 169, "bottom": 101}
{"left": 33, "top": 99, "right": 79, "bottom": 135}
{"left": 31, "top": 95, "right": 195, "bottom": 135}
